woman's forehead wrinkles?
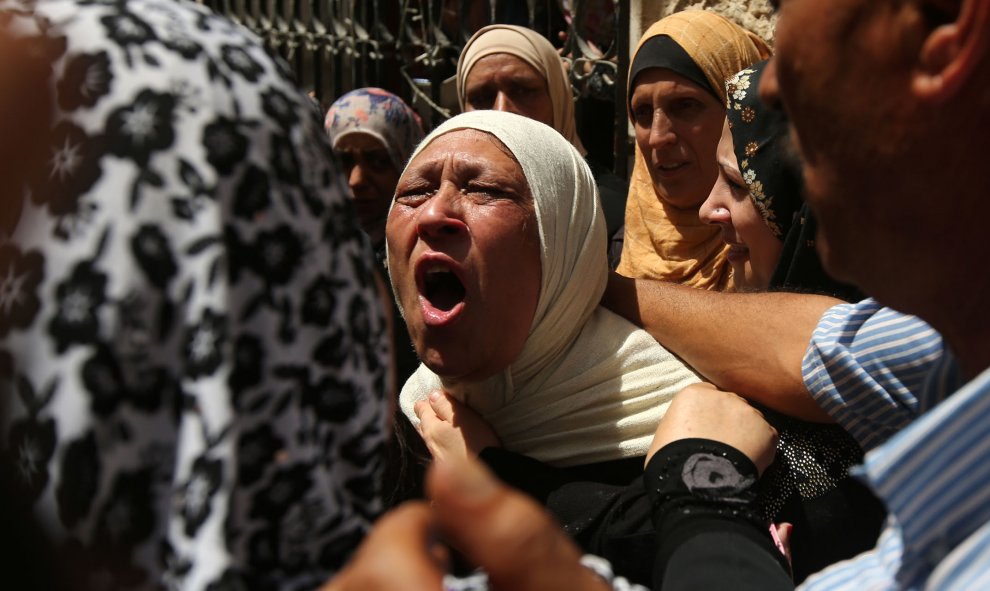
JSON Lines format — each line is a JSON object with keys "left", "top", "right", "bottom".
{"left": 403, "top": 154, "right": 443, "bottom": 180}
{"left": 412, "top": 134, "right": 521, "bottom": 180}
{"left": 409, "top": 149, "right": 487, "bottom": 176}
{"left": 450, "top": 152, "right": 511, "bottom": 179}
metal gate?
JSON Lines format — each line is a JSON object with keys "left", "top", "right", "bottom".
{"left": 199, "top": 0, "right": 631, "bottom": 176}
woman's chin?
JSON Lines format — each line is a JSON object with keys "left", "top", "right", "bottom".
{"left": 416, "top": 348, "right": 504, "bottom": 386}
{"left": 417, "top": 348, "right": 472, "bottom": 381}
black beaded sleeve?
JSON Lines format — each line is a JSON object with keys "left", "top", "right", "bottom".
{"left": 644, "top": 438, "right": 794, "bottom": 590}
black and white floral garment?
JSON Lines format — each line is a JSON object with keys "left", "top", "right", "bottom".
{"left": 0, "top": 0, "right": 389, "bottom": 589}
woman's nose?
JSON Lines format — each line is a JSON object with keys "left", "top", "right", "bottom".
{"left": 492, "top": 91, "right": 517, "bottom": 116}
{"left": 415, "top": 186, "right": 468, "bottom": 239}
{"left": 348, "top": 163, "right": 367, "bottom": 191}
{"left": 649, "top": 110, "right": 677, "bottom": 149}
{"left": 699, "top": 187, "right": 731, "bottom": 226}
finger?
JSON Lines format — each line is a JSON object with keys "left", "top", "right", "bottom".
{"left": 427, "top": 459, "right": 608, "bottom": 591}
{"left": 429, "top": 390, "right": 455, "bottom": 422}
{"left": 413, "top": 399, "right": 430, "bottom": 422}
{"left": 415, "top": 401, "right": 449, "bottom": 459}
{"left": 322, "top": 502, "right": 446, "bottom": 591}
{"left": 415, "top": 399, "right": 444, "bottom": 434}
{"left": 416, "top": 400, "right": 441, "bottom": 433}
{"left": 774, "top": 522, "right": 794, "bottom": 570}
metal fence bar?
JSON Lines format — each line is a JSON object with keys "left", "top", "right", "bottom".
{"left": 613, "top": 0, "right": 629, "bottom": 178}
{"left": 199, "top": 0, "right": 630, "bottom": 175}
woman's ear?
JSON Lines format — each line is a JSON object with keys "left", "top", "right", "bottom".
{"left": 913, "top": 0, "right": 990, "bottom": 101}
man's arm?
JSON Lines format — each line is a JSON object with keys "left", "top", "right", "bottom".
{"left": 603, "top": 273, "right": 839, "bottom": 422}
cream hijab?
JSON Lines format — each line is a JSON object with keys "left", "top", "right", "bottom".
{"left": 394, "top": 111, "right": 700, "bottom": 467}
{"left": 616, "top": 11, "right": 771, "bottom": 289}
{"left": 456, "top": 24, "right": 587, "bottom": 155}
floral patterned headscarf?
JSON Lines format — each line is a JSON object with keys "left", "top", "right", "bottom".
{"left": 725, "top": 61, "right": 803, "bottom": 240}
{"left": 325, "top": 88, "right": 424, "bottom": 171}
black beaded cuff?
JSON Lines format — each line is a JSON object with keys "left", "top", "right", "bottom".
{"left": 644, "top": 438, "right": 790, "bottom": 579}
{"left": 644, "top": 438, "right": 765, "bottom": 530}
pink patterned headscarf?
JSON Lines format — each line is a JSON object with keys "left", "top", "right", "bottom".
{"left": 325, "top": 88, "right": 425, "bottom": 170}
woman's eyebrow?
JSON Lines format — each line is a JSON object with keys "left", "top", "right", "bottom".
{"left": 406, "top": 155, "right": 445, "bottom": 173}
{"left": 450, "top": 154, "right": 504, "bottom": 178}
{"left": 456, "top": 159, "right": 525, "bottom": 186}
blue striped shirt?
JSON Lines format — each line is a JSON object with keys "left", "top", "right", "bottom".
{"left": 796, "top": 298, "right": 989, "bottom": 589}
{"left": 799, "top": 364, "right": 990, "bottom": 590}
{"left": 802, "top": 299, "right": 960, "bottom": 451}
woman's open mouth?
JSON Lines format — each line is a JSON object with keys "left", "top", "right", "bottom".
{"left": 415, "top": 258, "right": 467, "bottom": 326}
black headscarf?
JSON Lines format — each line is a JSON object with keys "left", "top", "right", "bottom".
{"left": 628, "top": 35, "right": 720, "bottom": 104}
{"left": 726, "top": 61, "right": 862, "bottom": 301}
{"left": 725, "top": 60, "right": 802, "bottom": 240}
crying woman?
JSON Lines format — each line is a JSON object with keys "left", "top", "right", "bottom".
{"left": 384, "top": 110, "right": 701, "bottom": 585}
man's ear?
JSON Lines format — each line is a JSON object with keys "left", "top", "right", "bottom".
{"left": 913, "top": 0, "right": 990, "bottom": 100}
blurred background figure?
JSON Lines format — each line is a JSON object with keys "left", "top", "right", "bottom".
{"left": 325, "top": 87, "right": 425, "bottom": 262}
{"left": 0, "top": 1, "right": 390, "bottom": 589}
{"left": 325, "top": 87, "right": 427, "bottom": 506}
{"left": 455, "top": 24, "right": 628, "bottom": 268}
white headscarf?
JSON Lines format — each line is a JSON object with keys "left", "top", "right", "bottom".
{"left": 395, "top": 111, "right": 700, "bottom": 467}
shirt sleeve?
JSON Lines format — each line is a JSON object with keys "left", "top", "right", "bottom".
{"left": 801, "top": 298, "right": 947, "bottom": 450}
{"left": 796, "top": 517, "right": 904, "bottom": 591}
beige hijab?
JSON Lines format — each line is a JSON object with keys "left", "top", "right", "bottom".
{"left": 616, "top": 11, "right": 771, "bottom": 288}
{"left": 456, "top": 24, "right": 587, "bottom": 155}
{"left": 394, "top": 111, "right": 700, "bottom": 467}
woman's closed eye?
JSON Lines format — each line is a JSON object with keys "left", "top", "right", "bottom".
{"left": 510, "top": 82, "right": 543, "bottom": 100}
{"left": 718, "top": 160, "right": 749, "bottom": 195}
{"left": 335, "top": 151, "right": 356, "bottom": 170}
{"left": 464, "top": 182, "right": 519, "bottom": 202}
{"left": 725, "top": 174, "right": 748, "bottom": 193}
{"left": 395, "top": 185, "right": 435, "bottom": 206}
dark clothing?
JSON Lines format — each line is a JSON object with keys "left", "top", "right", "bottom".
{"left": 645, "top": 439, "right": 793, "bottom": 591}
{"left": 480, "top": 418, "right": 885, "bottom": 586}
{"left": 481, "top": 448, "right": 657, "bottom": 585}
{"left": 587, "top": 159, "right": 628, "bottom": 270}
{"left": 770, "top": 203, "right": 863, "bottom": 302}
{"left": 629, "top": 36, "right": 721, "bottom": 101}
{"left": 374, "top": 242, "right": 428, "bottom": 508}
{"left": 608, "top": 225, "right": 625, "bottom": 272}
{"left": 756, "top": 409, "right": 886, "bottom": 581}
